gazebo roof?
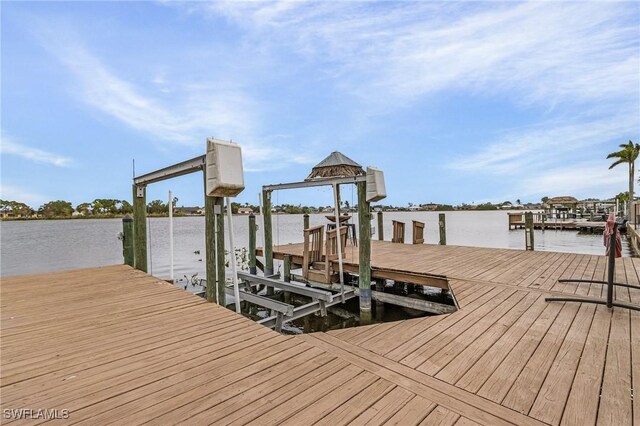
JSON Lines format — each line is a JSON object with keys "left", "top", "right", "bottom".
{"left": 306, "top": 151, "right": 365, "bottom": 180}
{"left": 547, "top": 196, "right": 579, "bottom": 205}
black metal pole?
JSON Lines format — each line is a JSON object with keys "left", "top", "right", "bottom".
{"left": 606, "top": 222, "right": 617, "bottom": 308}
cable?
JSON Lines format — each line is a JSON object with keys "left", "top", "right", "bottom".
{"left": 148, "top": 213, "right": 153, "bottom": 276}
{"left": 276, "top": 190, "right": 280, "bottom": 247}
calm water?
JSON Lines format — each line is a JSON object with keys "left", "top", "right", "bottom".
{"left": 0, "top": 211, "right": 632, "bottom": 278}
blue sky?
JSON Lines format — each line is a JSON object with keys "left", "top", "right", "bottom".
{"left": 2, "top": 1, "right": 639, "bottom": 209}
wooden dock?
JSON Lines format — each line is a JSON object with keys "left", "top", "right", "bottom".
{"left": 2, "top": 242, "right": 639, "bottom": 425}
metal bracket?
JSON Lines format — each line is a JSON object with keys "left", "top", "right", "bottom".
{"left": 136, "top": 185, "right": 145, "bottom": 198}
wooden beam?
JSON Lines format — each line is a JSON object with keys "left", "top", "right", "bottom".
{"left": 368, "top": 290, "right": 456, "bottom": 314}
{"left": 371, "top": 269, "right": 448, "bottom": 289}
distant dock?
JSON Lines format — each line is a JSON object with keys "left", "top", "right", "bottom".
{"left": 508, "top": 212, "right": 616, "bottom": 233}
{"left": 1, "top": 242, "right": 638, "bottom": 424}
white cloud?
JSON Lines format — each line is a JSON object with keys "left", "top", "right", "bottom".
{"left": 202, "top": 1, "right": 639, "bottom": 110}
{"left": 35, "top": 29, "right": 313, "bottom": 172}
{"left": 1, "top": 137, "right": 72, "bottom": 167}
{"left": 0, "top": 184, "right": 49, "bottom": 206}
{"left": 520, "top": 161, "right": 628, "bottom": 200}
{"left": 450, "top": 112, "right": 639, "bottom": 176}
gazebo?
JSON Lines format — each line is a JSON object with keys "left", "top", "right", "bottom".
{"left": 545, "top": 196, "right": 579, "bottom": 219}
{"left": 306, "top": 151, "right": 365, "bottom": 180}
{"left": 260, "top": 151, "right": 386, "bottom": 315}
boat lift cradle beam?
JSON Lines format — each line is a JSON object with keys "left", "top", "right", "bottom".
{"left": 237, "top": 272, "right": 333, "bottom": 302}
{"left": 134, "top": 155, "right": 206, "bottom": 186}
{"left": 258, "top": 289, "right": 357, "bottom": 329}
{"left": 262, "top": 175, "right": 366, "bottom": 192}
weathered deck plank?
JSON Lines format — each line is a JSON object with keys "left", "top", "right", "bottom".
{"left": 2, "top": 240, "right": 639, "bottom": 425}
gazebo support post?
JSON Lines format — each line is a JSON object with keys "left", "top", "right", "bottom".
{"left": 263, "top": 190, "right": 274, "bottom": 296}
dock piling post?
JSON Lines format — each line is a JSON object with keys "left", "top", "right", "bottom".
{"left": 249, "top": 214, "right": 257, "bottom": 275}
{"left": 204, "top": 171, "right": 218, "bottom": 303}
{"left": 132, "top": 184, "right": 148, "bottom": 272}
{"left": 525, "top": 211, "right": 534, "bottom": 251}
{"left": 205, "top": 196, "right": 217, "bottom": 303}
{"left": 377, "top": 211, "right": 384, "bottom": 241}
{"left": 439, "top": 213, "right": 447, "bottom": 245}
{"left": 263, "top": 190, "right": 274, "bottom": 295}
{"left": 263, "top": 190, "right": 274, "bottom": 276}
{"left": 357, "top": 181, "right": 372, "bottom": 312}
{"left": 303, "top": 213, "right": 310, "bottom": 230}
{"left": 122, "top": 214, "right": 134, "bottom": 267}
{"left": 283, "top": 255, "right": 291, "bottom": 305}
{"left": 215, "top": 198, "right": 226, "bottom": 305}
{"left": 542, "top": 213, "right": 546, "bottom": 231}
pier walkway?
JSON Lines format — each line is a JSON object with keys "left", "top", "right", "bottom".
{"left": 2, "top": 243, "right": 639, "bottom": 425}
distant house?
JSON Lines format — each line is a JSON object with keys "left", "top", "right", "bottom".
{"left": 237, "top": 207, "right": 253, "bottom": 215}
{"left": 421, "top": 203, "right": 439, "bottom": 211}
{"left": 522, "top": 203, "right": 542, "bottom": 210}
{"left": 176, "top": 207, "right": 203, "bottom": 216}
{"left": 500, "top": 202, "right": 513, "bottom": 210}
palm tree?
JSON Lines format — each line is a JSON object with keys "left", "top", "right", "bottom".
{"left": 607, "top": 140, "right": 639, "bottom": 218}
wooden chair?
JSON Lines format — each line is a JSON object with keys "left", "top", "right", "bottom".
{"left": 412, "top": 220, "right": 425, "bottom": 244}
{"left": 302, "top": 225, "right": 347, "bottom": 284}
{"left": 392, "top": 220, "right": 405, "bottom": 243}
{"left": 302, "top": 225, "right": 324, "bottom": 281}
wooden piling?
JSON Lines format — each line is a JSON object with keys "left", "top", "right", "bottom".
{"left": 377, "top": 211, "right": 384, "bottom": 241}
{"left": 525, "top": 211, "right": 534, "bottom": 251}
{"left": 262, "top": 190, "right": 274, "bottom": 276}
{"left": 204, "top": 171, "right": 217, "bottom": 303}
{"left": 283, "top": 254, "right": 291, "bottom": 305}
{"left": 438, "top": 213, "right": 446, "bottom": 245}
{"left": 541, "top": 213, "right": 546, "bottom": 230}
{"left": 357, "top": 181, "right": 372, "bottom": 312}
{"left": 215, "top": 198, "right": 226, "bottom": 305}
{"left": 132, "top": 184, "right": 147, "bottom": 272}
{"left": 249, "top": 214, "right": 257, "bottom": 275}
{"left": 303, "top": 213, "right": 310, "bottom": 230}
{"left": 263, "top": 190, "right": 275, "bottom": 295}
{"left": 122, "top": 214, "right": 134, "bottom": 267}
{"left": 262, "top": 191, "right": 273, "bottom": 295}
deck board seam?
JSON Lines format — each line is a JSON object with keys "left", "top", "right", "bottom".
{"left": 300, "top": 333, "right": 549, "bottom": 426}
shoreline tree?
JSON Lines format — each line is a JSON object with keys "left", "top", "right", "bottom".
{"left": 607, "top": 140, "right": 639, "bottom": 219}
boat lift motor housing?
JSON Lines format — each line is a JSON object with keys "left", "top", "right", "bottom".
{"left": 206, "top": 138, "right": 245, "bottom": 197}
{"left": 366, "top": 166, "right": 387, "bottom": 202}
